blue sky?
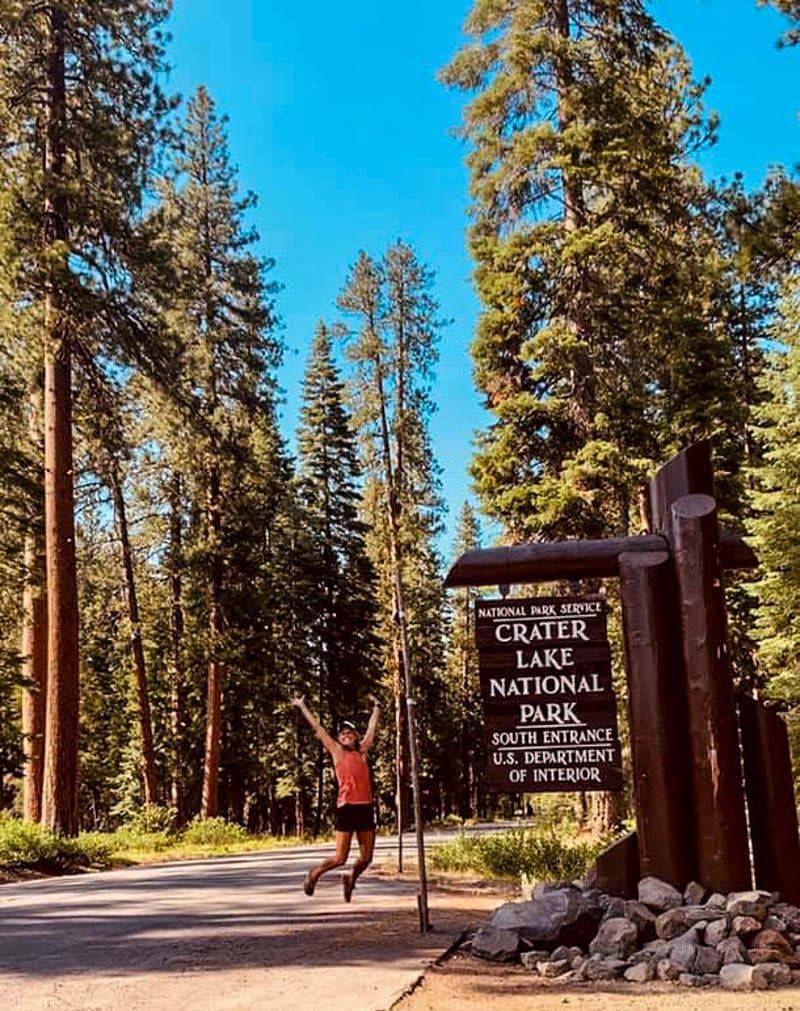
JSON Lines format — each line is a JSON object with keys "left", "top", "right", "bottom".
{"left": 164, "top": 0, "right": 799, "bottom": 557}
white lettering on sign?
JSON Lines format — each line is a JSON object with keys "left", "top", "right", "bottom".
{"left": 528, "top": 767, "right": 602, "bottom": 783}
{"left": 488, "top": 674, "right": 602, "bottom": 698}
{"left": 519, "top": 701, "right": 581, "bottom": 725}
{"left": 495, "top": 619, "right": 589, "bottom": 643}
{"left": 514, "top": 648, "right": 575, "bottom": 670}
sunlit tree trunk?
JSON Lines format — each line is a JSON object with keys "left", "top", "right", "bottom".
{"left": 41, "top": 4, "right": 80, "bottom": 836}
{"left": 167, "top": 473, "right": 187, "bottom": 822}
{"left": 111, "top": 467, "right": 157, "bottom": 805}
{"left": 21, "top": 533, "right": 47, "bottom": 822}
{"left": 201, "top": 457, "right": 224, "bottom": 818}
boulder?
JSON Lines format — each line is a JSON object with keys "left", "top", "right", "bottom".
{"left": 589, "top": 917, "right": 638, "bottom": 959}
{"left": 538, "top": 958, "right": 570, "bottom": 977}
{"left": 764, "top": 915, "right": 787, "bottom": 933}
{"left": 678, "top": 972, "right": 709, "bottom": 987}
{"left": 719, "top": 963, "right": 769, "bottom": 991}
{"left": 683, "top": 881, "right": 707, "bottom": 906}
{"left": 656, "top": 958, "right": 681, "bottom": 981}
{"left": 693, "top": 945, "right": 723, "bottom": 975}
{"left": 638, "top": 876, "right": 683, "bottom": 912}
{"left": 770, "top": 902, "right": 800, "bottom": 933}
{"left": 704, "top": 918, "right": 729, "bottom": 947}
{"left": 758, "top": 963, "right": 793, "bottom": 987}
{"left": 600, "top": 896, "right": 627, "bottom": 920}
{"left": 748, "top": 946, "right": 797, "bottom": 965}
{"left": 580, "top": 956, "right": 627, "bottom": 981}
{"left": 669, "top": 940, "right": 698, "bottom": 973}
{"left": 705, "top": 892, "right": 728, "bottom": 911}
{"left": 471, "top": 926, "right": 521, "bottom": 962}
{"left": 490, "top": 887, "right": 603, "bottom": 951}
{"left": 624, "top": 960, "right": 656, "bottom": 983}
{"left": 726, "top": 891, "right": 772, "bottom": 919}
{"left": 717, "top": 937, "right": 749, "bottom": 965}
{"left": 750, "top": 928, "right": 793, "bottom": 953}
{"left": 520, "top": 949, "right": 551, "bottom": 969}
{"left": 531, "top": 880, "right": 576, "bottom": 900}
{"left": 624, "top": 900, "right": 657, "bottom": 943}
{"left": 730, "top": 915, "right": 762, "bottom": 936}
{"left": 550, "top": 944, "right": 583, "bottom": 963}
{"left": 655, "top": 905, "right": 718, "bottom": 939}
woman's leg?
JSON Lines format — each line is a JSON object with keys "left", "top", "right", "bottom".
{"left": 305, "top": 831, "right": 352, "bottom": 893}
{"left": 343, "top": 829, "right": 375, "bottom": 900}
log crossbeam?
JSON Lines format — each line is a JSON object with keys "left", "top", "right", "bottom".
{"left": 444, "top": 528, "right": 756, "bottom": 589}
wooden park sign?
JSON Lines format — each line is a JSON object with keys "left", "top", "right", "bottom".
{"left": 476, "top": 595, "right": 622, "bottom": 792}
{"left": 446, "top": 442, "right": 800, "bottom": 903}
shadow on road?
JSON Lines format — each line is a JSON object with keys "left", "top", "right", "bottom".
{"left": 0, "top": 850, "right": 474, "bottom": 980}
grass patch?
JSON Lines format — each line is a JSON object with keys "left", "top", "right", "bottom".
{"left": 0, "top": 818, "right": 114, "bottom": 874}
{"left": 0, "top": 813, "right": 317, "bottom": 878}
{"left": 430, "top": 827, "right": 605, "bottom": 884}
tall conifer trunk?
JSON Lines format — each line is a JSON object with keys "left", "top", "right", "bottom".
{"left": 168, "top": 474, "right": 187, "bottom": 821}
{"left": 201, "top": 458, "right": 224, "bottom": 817}
{"left": 21, "top": 533, "right": 47, "bottom": 822}
{"left": 111, "top": 468, "right": 158, "bottom": 805}
{"left": 41, "top": 4, "right": 80, "bottom": 836}
{"left": 553, "top": 0, "right": 593, "bottom": 438}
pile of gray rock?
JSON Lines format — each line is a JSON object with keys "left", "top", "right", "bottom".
{"left": 469, "top": 876, "right": 800, "bottom": 991}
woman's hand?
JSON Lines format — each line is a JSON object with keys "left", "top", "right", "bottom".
{"left": 290, "top": 696, "right": 305, "bottom": 708}
{"left": 367, "top": 693, "right": 379, "bottom": 707}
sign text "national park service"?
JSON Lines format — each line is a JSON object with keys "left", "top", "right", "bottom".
{"left": 475, "top": 596, "right": 623, "bottom": 793}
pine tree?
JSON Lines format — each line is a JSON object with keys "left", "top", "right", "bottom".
{"left": 296, "top": 321, "right": 377, "bottom": 832}
{"left": 748, "top": 274, "right": 800, "bottom": 699}
{"left": 441, "top": 0, "right": 740, "bottom": 542}
{"left": 339, "top": 241, "right": 447, "bottom": 856}
{"left": 0, "top": 0, "right": 173, "bottom": 834}
{"left": 0, "top": 359, "right": 39, "bottom": 808}
{"left": 155, "top": 87, "right": 281, "bottom": 819}
{"left": 75, "top": 367, "right": 159, "bottom": 807}
{"left": 444, "top": 503, "right": 485, "bottom": 819}
{"left": 441, "top": 1, "right": 749, "bottom": 832}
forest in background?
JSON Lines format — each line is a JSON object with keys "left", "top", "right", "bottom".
{"left": 1, "top": 0, "right": 800, "bottom": 839}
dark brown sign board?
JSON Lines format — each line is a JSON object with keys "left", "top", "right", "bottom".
{"left": 476, "top": 596, "right": 623, "bottom": 793}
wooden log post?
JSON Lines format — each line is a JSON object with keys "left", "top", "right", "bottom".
{"left": 672, "top": 494, "right": 751, "bottom": 893}
{"left": 739, "top": 696, "right": 800, "bottom": 904}
{"left": 619, "top": 551, "right": 697, "bottom": 887}
{"left": 444, "top": 531, "right": 755, "bottom": 589}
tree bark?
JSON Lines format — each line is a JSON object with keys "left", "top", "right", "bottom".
{"left": 41, "top": 4, "right": 80, "bottom": 836}
{"left": 21, "top": 533, "right": 47, "bottom": 823}
{"left": 167, "top": 473, "right": 187, "bottom": 822}
{"left": 111, "top": 468, "right": 158, "bottom": 806}
{"left": 201, "top": 458, "right": 224, "bottom": 818}
{"left": 553, "top": 0, "right": 593, "bottom": 436}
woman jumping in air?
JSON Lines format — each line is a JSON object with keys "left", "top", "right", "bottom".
{"left": 291, "top": 693, "right": 380, "bottom": 902}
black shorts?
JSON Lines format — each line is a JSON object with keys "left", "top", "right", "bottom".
{"left": 335, "top": 803, "right": 375, "bottom": 833}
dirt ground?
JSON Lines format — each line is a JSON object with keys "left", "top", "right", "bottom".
{"left": 399, "top": 880, "right": 800, "bottom": 1011}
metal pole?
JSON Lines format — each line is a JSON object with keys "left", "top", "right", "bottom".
{"left": 393, "top": 582, "right": 430, "bottom": 932}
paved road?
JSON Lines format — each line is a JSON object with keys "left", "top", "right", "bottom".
{"left": 0, "top": 835, "right": 473, "bottom": 1011}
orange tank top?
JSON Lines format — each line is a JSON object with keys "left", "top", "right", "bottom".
{"left": 334, "top": 749, "right": 372, "bottom": 807}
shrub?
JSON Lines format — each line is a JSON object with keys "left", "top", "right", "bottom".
{"left": 0, "top": 816, "right": 113, "bottom": 872}
{"left": 180, "top": 816, "right": 248, "bottom": 846}
{"left": 430, "top": 828, "right": 603, "bottom": 883}
{"left": 123, "top": 805, "right": 178, "bottom": 835}
{"left": 84, "top": 826, "right": 175, "bottom": 855}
